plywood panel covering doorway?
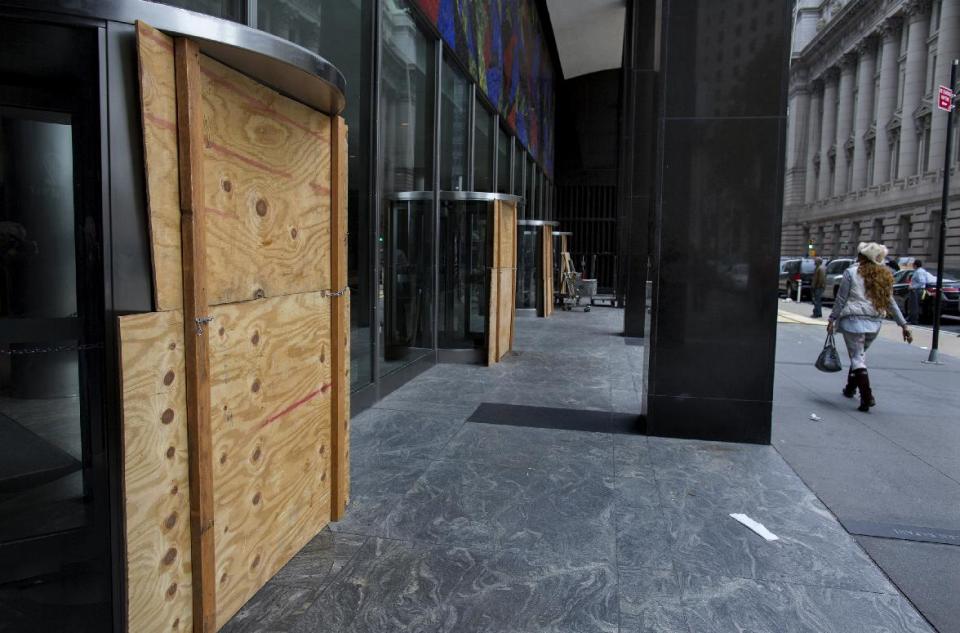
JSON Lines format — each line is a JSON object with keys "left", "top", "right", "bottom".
{"left": 541, "top": 225, "right": 554, "bottom": 317}
{"left": 487, "top": 199, "right": 517, "bottom": 364}
{"left": 120, "top": 22, "right": 349, "bottom": 633}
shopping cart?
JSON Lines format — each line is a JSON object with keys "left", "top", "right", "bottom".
{"left": 574, "top": 277, "right": 597, "bottom": 312}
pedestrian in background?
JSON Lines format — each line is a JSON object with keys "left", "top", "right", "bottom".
{"left": 828, "top": 242, "right": 912, "bottom": 412}
{"left": 811, "top": 257, "right": 826, "bottom": 318}
{"left": 907, "top": 259, "right": 933, "bottom": 325}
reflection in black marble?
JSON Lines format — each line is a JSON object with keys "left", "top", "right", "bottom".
{"left": 641, "top": 0, "right": 792, "bottom": 443}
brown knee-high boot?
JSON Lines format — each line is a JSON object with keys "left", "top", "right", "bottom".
{"left": 842, "top": 370, "right": 857, "bottom": 398}
{"left": 854, "top": 369, "right": 874, "bottom": 412}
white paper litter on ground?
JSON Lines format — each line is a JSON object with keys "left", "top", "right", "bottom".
{"left": 921, "top": 346, "right": 929, "bottom": 350}
{"left": 730, "top": 513, "right": 779, "bottom": 542}
{"left": 809, "top": 413, "right": 822, "bottom": 421}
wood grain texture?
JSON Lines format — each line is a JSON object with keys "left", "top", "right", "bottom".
{"left": 136, "top": 22, "right": 183, "bottom": 311}
{"left": 486, "top": 200, "right": 517, "bottom": 364}
{"left": 329, "top": 116, "right": 349, "bottom": 520}
{"left": 208, "top": 291, "right": 333, "bottom": 629}
{"left": 175, "top": 36, "right": 217, "bottom": 633}
{"left": 542, "top": 225, "right": 554, "bottom": 317}
{"left": 199, "top": 55, "right": 332, "bottom": 305}
{"left": 487, "top": 270, "right": 499, "bottom": 367}
{"left": 119, "top": 311, "right": 192, "bottom": 633}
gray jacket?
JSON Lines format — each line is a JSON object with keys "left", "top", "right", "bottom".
{"left": 829, "top": 264, "right": 907, "bottom": 327}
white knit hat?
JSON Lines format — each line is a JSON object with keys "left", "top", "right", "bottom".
{"left": 858, "top": 241, "right": 888, "bottom": 265}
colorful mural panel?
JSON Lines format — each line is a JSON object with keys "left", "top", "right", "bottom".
{"left": 412, "top": 0, "right": 556, "bottom": 174}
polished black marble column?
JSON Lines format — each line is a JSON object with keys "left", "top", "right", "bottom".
{"left": 642, "top": 0, "right": 791, "bottom": 443}
{"left": 620, "top": 0, "right": 658, "bottom": 337}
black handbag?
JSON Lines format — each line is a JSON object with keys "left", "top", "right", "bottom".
{"left": 815, "top": 333, "right": 843, "bottom": 373}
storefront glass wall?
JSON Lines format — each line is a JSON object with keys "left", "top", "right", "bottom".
{"left": 148, "top": 0, "right": 549, "bottom": 399}
{"left": 474, "top": 100, "right": 494, "bottom": 192}
{"left": 497, "top": 127, "right": 510, "bottom": 194}
{"left": 379, "top": 0, "right": 435, "bottom": 377}
{"left": 440, "top": 58, "right": 469, "bottom": 191}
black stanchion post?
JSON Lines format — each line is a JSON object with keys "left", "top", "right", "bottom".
{"left": 926, "top": 59, "right": 958, "bottom": 365}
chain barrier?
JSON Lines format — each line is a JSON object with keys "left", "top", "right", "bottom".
{"left": 0, "top": 342, "right": 104, "bottom": 355}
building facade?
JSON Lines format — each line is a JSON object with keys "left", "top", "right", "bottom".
{"left": 782, "top": 0, "right": 960, "bottom": 271}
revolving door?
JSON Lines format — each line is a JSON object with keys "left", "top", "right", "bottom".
{"left": 382, "top": 192, "right": 520, "bottom": 365}
{"left": 382, "top": 195, "right": 434, "bottom": 372}
{"left": 516, "top": 220, "right": 558, "bottom": 317}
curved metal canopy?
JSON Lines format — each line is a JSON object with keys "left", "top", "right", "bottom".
{"left": 0, "top": 0, "right": 346, "bottom": 114}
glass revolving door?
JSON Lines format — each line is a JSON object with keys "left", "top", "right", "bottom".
{"left": 516, "top": 225, "right": 538, "bottom": 310}
{"left": 381, "top": 196, "right": 433, "bottom": 375}
{"left": 438, "top": 199, "right": 489, "bottom": 351}
{"left": 516, "top": 220, "right": 559, "bottom": 315}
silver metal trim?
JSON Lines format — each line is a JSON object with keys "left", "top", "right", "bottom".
{"left": 554, "top": 231, "right": 573, "bottom": 236}
{"left": 387, "top": 190, "right": 524, "bottom": 204}
{"left": 517, "top": 220, "right": 559, "bottom": 227}
{"left": 0, "top": 0, "right": 346, "bottom": 114}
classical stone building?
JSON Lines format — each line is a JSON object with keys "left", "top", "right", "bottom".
{"left": 782, "top": 0, "right": 960, "bottom": 271}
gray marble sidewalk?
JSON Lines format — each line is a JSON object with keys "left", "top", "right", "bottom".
{"left": 222, "top": 309, "right": 933, "bottom": 633}
{"left": 774, "top": 322, "right": 960, "bottom": 633}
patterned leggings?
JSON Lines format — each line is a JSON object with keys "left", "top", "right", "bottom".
{"left": 841, "top": 331, "right": 878, "bottom": 371}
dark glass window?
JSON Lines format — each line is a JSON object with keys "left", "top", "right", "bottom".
{"left": 497, "top": 127, "right": 510, "bottom": 194}
{"left": 440, "top": 58, "right": 469, "bottom": 191}
{"left": 513, "top": 148, "right": 524, "bottom": 200}
{"left": 149, "top": 0, "right": 244, "bottom": 20}
{"left": 379, "top": 0, "right": 435, "bottom": 376}
{"left": 473, "top": 99, "right": 494, "bottom": 192}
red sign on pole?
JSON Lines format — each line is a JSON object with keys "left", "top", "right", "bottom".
{"left": 938, "top": 85, "right": 954, "bottom": 112}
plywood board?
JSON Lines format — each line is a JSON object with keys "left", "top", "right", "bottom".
{"left": 200, "top": 55, "right": 332, "bottom": 305}
{"left": 496, "top": 268, "right": 515, "bottom": 362}
{"left": 174, "top": 36, "right": 217, "bottom": 633}
{"left": 208, "top": 291, "right": 333, "bottom": 628}
{"left": 496, "top": 200, "right": 517, "bottom": 269}
{"left": 487, "top": 270, "right": 499, "bottom": 366}
{"left": 542, "top": 225, "right": 554, "bottom": 318}
{"left": 119, "top": 310, "right": 192, "bottom": 633}
{"left": 136, "top": 22, "right": 183, "bottom": 311}
{"left": 329, "top": 116, "right": 349, "bottom": 519}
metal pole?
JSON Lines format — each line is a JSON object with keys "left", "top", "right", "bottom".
{"left": 926, "top": 58, "right": 958, "bottom": 365}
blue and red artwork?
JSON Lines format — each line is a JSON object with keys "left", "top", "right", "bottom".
{"left": 412, "top": 0, "right": 556, "bottom": 174}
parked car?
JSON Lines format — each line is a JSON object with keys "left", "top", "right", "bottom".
{"left": 892, "top": 269, "right": 960, "bottom": 323}
{"left": 822, "top": 258, "right": 854, "bottom": 301}
{"left": 778, "top": 258, "right": 799, "bottom": 296}
{"left": 781, "top": 258, "right": 821, "bottom": 300}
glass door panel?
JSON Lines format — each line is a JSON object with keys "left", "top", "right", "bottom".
{"left": 516, "top": 228, "right": 538, "bottom": 310}
{"left": 438, "top": 201, "right": 489, "bottom": 349}
{"left": 381, "top": 198, "right": 433, "bottom": 374}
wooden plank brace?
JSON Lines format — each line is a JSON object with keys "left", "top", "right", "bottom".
{"left": 174, "top": 36, "right": 216, "bottom": 633}
{"left": 330, "top": 115, "right": 350, "bottom": 520}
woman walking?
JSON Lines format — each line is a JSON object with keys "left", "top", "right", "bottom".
{"left": 827, "top": 242, "right": 913, "bottom": 412}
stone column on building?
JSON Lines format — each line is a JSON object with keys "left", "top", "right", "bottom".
{"left": 834, "top": 54, "right": 857, "bottom": 196}
{"left": 785, "top": 67, "right": 811, "bottom": 205}
{"left": 930, "top": 0, "right": 960, "bottom": 169}
{"left": 852, "top": 38, "right": 878, "bottom": 190}
{"left": 818, "top": 67, "right": 839, "bottom": 200}
{"left": 805, "top": 81, "right": 823, "bottom": 203}
{"left": 874, "top": 18, "right": 902, "bottom": 184}
{"left": 897, "top": 1, "right": 932, "bottom": 179}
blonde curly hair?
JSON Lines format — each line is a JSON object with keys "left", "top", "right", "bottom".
{"left": 857, "top": 255, "right": 894, "bottom": 316}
